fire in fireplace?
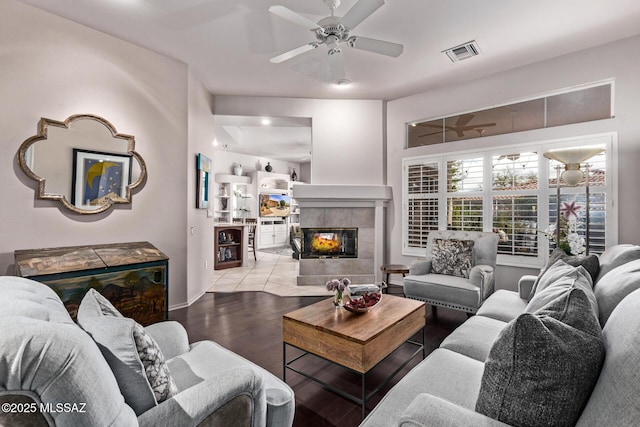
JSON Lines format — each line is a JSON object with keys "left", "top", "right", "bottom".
{"left": 301, "top": 228, "right": 358, "bottom": 259}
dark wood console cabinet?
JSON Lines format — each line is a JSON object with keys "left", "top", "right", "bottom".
{"left": 215, "top": 225, "right": 244, "bottom": 269}
{"left": 14, "top": 241, "right": 168, "bottom": 325}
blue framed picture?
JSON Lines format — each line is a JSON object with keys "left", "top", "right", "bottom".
{"left": 197, "top": 153, "right": 212, "bottom": 209}
{"left": 71, "top": 149, "right": 132, "bottom": 208}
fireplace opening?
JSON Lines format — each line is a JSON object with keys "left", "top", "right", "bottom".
{"left": 301, "top": 228, "right": 358, "bottom": 259}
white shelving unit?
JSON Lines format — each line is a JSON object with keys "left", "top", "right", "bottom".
{"left": 250, "top": 171, "right": 293, "bottom": 249}
{"left": 215, "top": 174, "right": 252, "bottom": 223}
{"left": 288, "top": 181, "right": 302, "bottom": 227}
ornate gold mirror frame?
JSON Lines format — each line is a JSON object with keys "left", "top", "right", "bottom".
{"left": 17, "top": 114, "right": 147, "bottom": 215}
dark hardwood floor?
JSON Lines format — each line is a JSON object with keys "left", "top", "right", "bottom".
{"left": 169, "top": 287, "right": 466, "bottom": 427}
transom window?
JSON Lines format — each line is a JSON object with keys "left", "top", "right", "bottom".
{"left": 407, "top": 82, "right": 613, "bottom": 147}
{"left": 402, "top": 134, "right": 616, "bottom": 266}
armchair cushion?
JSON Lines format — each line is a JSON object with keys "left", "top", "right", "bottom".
{"left": 77, "top": 289, "right": 177, "bottom": 415}
{"left": 476, "top": 287, "right": 604, "bottom": 427}
{"left": 432, "top": 239, "right": 474, "bottom": 278}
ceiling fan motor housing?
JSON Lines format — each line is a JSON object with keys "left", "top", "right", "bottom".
{"left": 316, "top": 16, "right": 350, "bottom": 44}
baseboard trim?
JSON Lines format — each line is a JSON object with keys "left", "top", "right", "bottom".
{"left": 169, "top": 288, "right": 208, "bottom": 311}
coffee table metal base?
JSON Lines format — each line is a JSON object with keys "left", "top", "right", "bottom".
{"left": 283, "top": 330, "right": 425, "bottom": 419}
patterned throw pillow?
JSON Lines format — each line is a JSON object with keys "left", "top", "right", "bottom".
{"left": 132, "top": 322, "right": 178, "bottom": 403}
{"left": 431, "top": 239, "right": 474, "bottom": 278}
{"left": 476, "top": 287, "right": 604, "bottom": 427}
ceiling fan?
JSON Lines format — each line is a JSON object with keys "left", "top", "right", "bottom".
{"left": 418, "top": 114, "right": 497, "bottom": 138}
{"left": 268, "top": 0, "right": 403, "bottom": 84}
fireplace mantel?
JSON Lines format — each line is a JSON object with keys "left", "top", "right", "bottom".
{"left": 292, "top": 185, "right": 392, "bottom": 207}
{"left": 293, "top": 185, "right": 392, "bottom": 286}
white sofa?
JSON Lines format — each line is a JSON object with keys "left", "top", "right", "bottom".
{"left": 361, "top": 244, "right": 640, "bottom": 426}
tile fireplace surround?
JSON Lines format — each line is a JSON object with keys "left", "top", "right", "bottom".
{"left": 292, "top": 185, "right": 392, "bottom": 286}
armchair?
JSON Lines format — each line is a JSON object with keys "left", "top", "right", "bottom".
{"left": 0, "top": 276, "right": 294, "bottom": 427}
{"left": 403, "top": 230, "right": 499, "bottom": 315}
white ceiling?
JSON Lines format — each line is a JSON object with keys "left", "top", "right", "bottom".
{"left": 213, "top": 115, "right": 312, "bottom": 163}
{"left": 16, "top": 0, "right": 640, "bottom": 162}
{"left": 17, "top": 0, "right": 640, "bottom": 101}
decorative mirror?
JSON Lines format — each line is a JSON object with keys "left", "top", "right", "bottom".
{"left": 17, "top": 114, "right": 147, "bottom": 214}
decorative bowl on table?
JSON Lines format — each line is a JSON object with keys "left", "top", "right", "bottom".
{"left": 344, "top": 284, "right": 382, "bottom": 313}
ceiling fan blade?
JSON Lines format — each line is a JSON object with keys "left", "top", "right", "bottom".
{"left": 328, "top": 50, "right": 346, "bottom": 81}
{"left": 270, "top": 43, "right": 319, "bottom": 63}
{"left": 268, "top": 5, "right": 322, "bottom": 31}
{"left": 454, "top": 114, "right": 475, "bottom": 127}
{"left": 347, "top": 36, "right": 403, "bottom": 57}
{"left": 341, "top": 0, "right": 385, "bottom": 31}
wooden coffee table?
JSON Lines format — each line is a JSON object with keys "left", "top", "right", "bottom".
{"left": 283, "top": 295, "right": 425, "bottom": 418}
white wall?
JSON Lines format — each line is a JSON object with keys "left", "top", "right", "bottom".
{"left": 213, "top": 96, "right": 385, "bottom": 185}
{"left": 186, "top": 71, "right": 217, "bottom": 306}
{"left": 299, "top": 162, "right": 311, "bottom": 183}
{"left": 213, "top": 150, "right": 300, "bottom": 181}
{"left": 387, "top": 35, "right": 640, "bottom": 291}
{"left": 0, "top": 0, "right": 190, "bottom": 307}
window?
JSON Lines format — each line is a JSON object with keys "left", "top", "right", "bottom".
{"left": 405, "top": 162, "right": 439, "bottom": 250}
{"left": 491, "top": 152, "right": 539, "bottom": 257}
{"left": 447, "top": 157, "right": 483, "bottom": 231}
{"left": 407, "top": 82, "right": 613, "bottom": 148}
{"left": 402, "top": 134, "right": 616, "bottom": 265}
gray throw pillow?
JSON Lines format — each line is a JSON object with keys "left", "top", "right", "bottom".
{"left": 476, "top": 287, "right": 604, "bottom": 427}
{"left": 525, "top": 261, "right": 598, "bottom": 318}
{"left": 529, "top": 248, "right": 599, "bottom": 299}
{"left": 432, "top": 239, "right": 474, "bottom": 278}
{"left": 77, "top": 289, "right": 177, "bottom": 415}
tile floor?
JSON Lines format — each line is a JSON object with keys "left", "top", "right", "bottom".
{"left": 208, "top": 250, "right": 334, "bottom": 297}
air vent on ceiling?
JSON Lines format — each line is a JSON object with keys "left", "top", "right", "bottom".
{"left": 443, "top": 40, "right": 480, "bottom": 62}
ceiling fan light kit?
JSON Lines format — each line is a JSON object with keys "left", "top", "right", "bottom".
{"left": 269, "top": 0, "right": 403, "bottom": 84}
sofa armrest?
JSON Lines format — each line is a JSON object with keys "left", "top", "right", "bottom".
{"left": 469, "top": 264, "right": 495, "bottom": 301}
{"left": 409, "top": 259, "right": 432, "bottom": 276}
{"left": 399, "top": 394, "right": 510, "bottom": 427}
{"left": 138, "top": 366, "right": 266, "bottom": 427}
{"left": 517, "top": 275, "right": 538, "bottom": 300}
{"left": 144, "top": 321, "right": 190, "bottom": 360}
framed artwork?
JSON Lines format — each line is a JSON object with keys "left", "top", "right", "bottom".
{"left": 71, "top": 149, "right": 132, "bottom": 208}
{"left": 196, "top": 153, "right": 212, "bottom": 209}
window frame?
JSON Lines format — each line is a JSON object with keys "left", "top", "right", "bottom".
{"left": 402, "top": 132, "right": 617, "bottom": 267}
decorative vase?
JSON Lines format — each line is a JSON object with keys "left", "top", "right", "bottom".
{"left": 265, "top": 162, "right": 272, "bottom": 172}
{"left": 333, "top": 290, "right": 344, "bottom": 308}
{"left": 233, "top": 163, "right": 242, "bottom": 176}
{"left": 291, "top": 168, "right": 297, "bottom": 181}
